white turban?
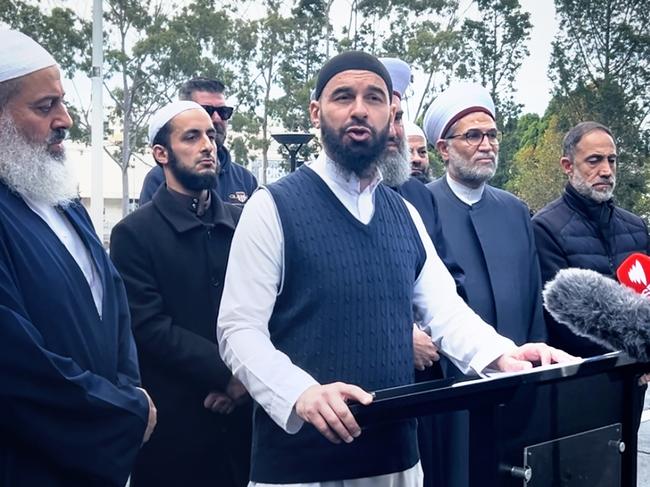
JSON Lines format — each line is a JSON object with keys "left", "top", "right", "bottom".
{"left": 379, "top": 57, "right": 411, "bottom": 99}
{"left": 404, "top": 120, "right": 426, "bottom": 141}
{"left": 148, "top": 100, "right": 205, "bottom": 145}
{"left": 0, "top": 30, "right": 57, "bottom": 83}
{"left": 423, "top": 82, "right": 495, "bottom": 144}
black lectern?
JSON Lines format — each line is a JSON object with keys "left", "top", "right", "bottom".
{"left": 350, "top": 352, "right": 646, "bottom": 486}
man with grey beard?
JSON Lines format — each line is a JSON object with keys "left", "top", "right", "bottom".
{"left": 0, "top": 29, "right": 155, "bottom": 487}
{"left": 423, "top": 82, "right": 546, "bottom": 487}
{"left": 533, "top": 121, "right": 650, "bottom": 357}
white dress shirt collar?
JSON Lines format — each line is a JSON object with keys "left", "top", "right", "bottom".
{"left": 306, "top": 152, "right": 383, "bottom": 225}
{"left": 445, "top": 172, "right": 485, "bottom": 206}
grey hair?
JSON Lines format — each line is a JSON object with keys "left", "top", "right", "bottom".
{"left": 562, "top": 122, "right": 614, "bottom": 161}
{"left": 0, "top": 78, "right": 22, "bottom": 110}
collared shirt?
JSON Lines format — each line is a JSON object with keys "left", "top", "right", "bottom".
{"left": 217, "top": 153, "right": 516, "bottom": 485}
{"left": 23, "top": 196, "right": 103, "bottom": 317}
{"left": 446, "top": 172, "right": 485, "bottom": 205}
{"left": 167, "top": 187, "right": 212, "bottom": 218}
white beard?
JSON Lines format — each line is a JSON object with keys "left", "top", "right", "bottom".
{"left": 377, "top": 136, "right": 411, "bottom": 187}
{"left": 0, "top": 112, "right": 78, "bottom": 207}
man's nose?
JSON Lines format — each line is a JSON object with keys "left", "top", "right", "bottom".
{"left": 201, "top": 134, "right": 215, "bottom": 153}
{"left": 350, "top": 97, "right": 369, "bottom": 119}
{"left": 53, "top": 103, "right": 73, "bottom": 131}
{"left": 477, "top": 132, "right": 492, "bottom": 151}
{"left": 598, "top": 162, "right": 613, "bottom": 177}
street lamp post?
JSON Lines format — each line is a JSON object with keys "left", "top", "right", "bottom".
{"left": 271, "top": 132, "right": 314, "bottom": 173}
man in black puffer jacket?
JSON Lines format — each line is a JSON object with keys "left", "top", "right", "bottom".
{"left": 533, "top": 121, "right": 650, "bottom": 357}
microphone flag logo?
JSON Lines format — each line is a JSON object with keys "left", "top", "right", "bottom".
{"left": 628, "top": 260, "right": 647, "bottom": 286}
{"left": 617, "top": 252, "right": 650, "bottom": 297}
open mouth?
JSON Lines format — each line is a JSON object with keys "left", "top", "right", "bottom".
{"left": 345, "top": 126, "right": 371, "bottom": 142}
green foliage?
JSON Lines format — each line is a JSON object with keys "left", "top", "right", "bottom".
{"left": 459, "top": 0, "right": 531, "bottom": 123}
{"left": 0, "top": 1, "right": 91, "bottom": 76}
{"left": 506, "top": 114, "right": 566, "bottom": 212}
{"left": 550, "top": 0, "right": 650, "bottom": 214}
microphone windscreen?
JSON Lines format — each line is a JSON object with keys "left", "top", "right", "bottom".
{"left": 543, "top": 268, "right": 650, "bottom": 361}
{"left": 617, "top": 252, "right": 650, "bottom": 296}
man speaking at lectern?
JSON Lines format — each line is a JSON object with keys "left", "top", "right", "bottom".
{"left": 218, "top": 50, "right": 573, "bottom": 486}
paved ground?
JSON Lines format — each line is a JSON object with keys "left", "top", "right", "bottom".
{"left": 638, "top": 392, "right": 650, "bottom": 486}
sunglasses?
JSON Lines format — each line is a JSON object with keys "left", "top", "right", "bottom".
{"left": 200, "top": 104, "right": 234, "bottom": 121}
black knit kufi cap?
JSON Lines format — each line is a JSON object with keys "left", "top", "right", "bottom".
{"left": 313, "top": 51, "right": 393, "bottom": 101}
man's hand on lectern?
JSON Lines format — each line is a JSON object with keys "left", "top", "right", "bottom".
{"left": 413, "top": 325, "right": 440, "bottom": 370}
{"left": 492, "top": 343, "right": 578, "bottom": 372}
{"left": 295, "top": 382, "right": 373, "bottom": 444}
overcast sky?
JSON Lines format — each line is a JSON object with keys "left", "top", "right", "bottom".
{"left": 51, "top": 0, "right": 559, "bottom": 118}
{"left": 513, "top": 0, "right": 558, "bottom": 115}
{"left": 401, "top": 0, "right": 559, "bottom": 120}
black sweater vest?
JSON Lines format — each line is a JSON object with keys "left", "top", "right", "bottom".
{"left": 250, "top": 166, "right": 425, "bottom": 483}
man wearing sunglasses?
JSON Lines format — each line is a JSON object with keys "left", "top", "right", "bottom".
{"left": 422, "top": 83, "right": 547, "bottom": 487}
{"left": 139, "top": 78, "right": 258, "bottom": 206}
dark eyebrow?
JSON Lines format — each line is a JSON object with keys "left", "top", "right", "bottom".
{"left": 366, "top": 84, "right": 387, "bottom": 98}
{"left": 31, "top": 95, "right": 63, "bottom": 105}
{"left": 587, "top": 152, "right": 617, "bottom": 159}
{"left": 330, "top": 86, "right": 354, "bottom": 98}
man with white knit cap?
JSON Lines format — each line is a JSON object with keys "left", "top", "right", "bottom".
{"left": 0, "top": 29, "right": 156, "bottom": 486}
{"left": 404, "top": 120, "right": 431, "bottom": 183}
{"left": 423, "top": 82, "right": 547, "bottom": 487}
{"left": 110, "top": 100, "right": 251, "bottom": 486}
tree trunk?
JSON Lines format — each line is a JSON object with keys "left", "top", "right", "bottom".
{"left": 122, "top": 166, "right": 129, "bottom": 216}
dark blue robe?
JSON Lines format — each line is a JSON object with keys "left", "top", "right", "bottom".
{"left": 427, "top": 176, "right": 546, "bottom": 343}
{"left": 395, "top": 177, "right": 465, "bottom": 297}
{"left": 0, "top": 183, "right": 149, "bottom": 487}
{"left": 427, "top": 176, "right": 546, "bottom": 487}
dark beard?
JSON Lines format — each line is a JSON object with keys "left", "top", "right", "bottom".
{"left": 168, "top": 149, "right": 217, "bottom": 191}
{"left": 320, "top": 116, "right": 389, "bottom": 177}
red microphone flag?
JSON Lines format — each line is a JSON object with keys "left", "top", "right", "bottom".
{"left": 616, "top": 252, "right": 650, "bottom": 297}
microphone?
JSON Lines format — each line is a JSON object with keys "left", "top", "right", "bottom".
{"left": 542, "top": 267, "right": 650, "bottom": 361}
{"left": 616, "top": 252, "right": 650, "bottom": 297}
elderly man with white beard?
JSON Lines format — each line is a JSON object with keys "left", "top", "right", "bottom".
{"left": 423, "top": 82, "right": 547, "bottom": 487}
{"left": 0, "top": 30, "right": 156, "bottom": 487}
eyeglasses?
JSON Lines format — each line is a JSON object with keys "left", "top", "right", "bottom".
{"left": 200, "top": 105, "right": 234, "bottom": 121}
{"left": 446, "top": 129, "right": 502, "bottom": 146}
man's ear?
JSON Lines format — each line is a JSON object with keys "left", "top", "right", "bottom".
{"left": 560, "top": 156, "right": 573, "bottom": 176}
{"left": 309, "top": 100, "right": 320, "bottom": 129}
{"left": 436, "top": 139, "right": 450, "bottom": 162}
{"left": 152, "top": 145, "right": 169, "bottom": 166}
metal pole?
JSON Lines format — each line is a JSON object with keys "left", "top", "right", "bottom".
{"left": 90, "top": 0, "right": 104, "bottom": 241}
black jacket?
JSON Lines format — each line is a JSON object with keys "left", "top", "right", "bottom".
{"left": 139, "top": 146, "right": 258, "bottom": 206}
{"left": 110, "top": 186, "right": 250, "bottom": 487}
{"left": 533, "top": 184, "right": 650, "bottom": 356}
